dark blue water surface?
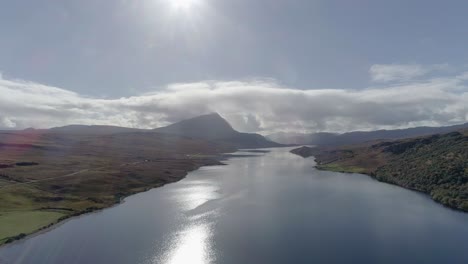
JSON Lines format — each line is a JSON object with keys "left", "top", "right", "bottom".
{"left": 1, "top": 148, "right": 468, "bottom": 264}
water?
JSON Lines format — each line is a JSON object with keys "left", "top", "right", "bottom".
{"left": 1, "top": 148, "right": 468, "bottom": 264}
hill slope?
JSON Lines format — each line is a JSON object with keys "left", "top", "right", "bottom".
{"left": 311, "top": 130, "right": 468, "bottom": 211}
{"left": 269, "top": 122, "right": 468, "bottom": 146}
{"left": 154, "top": 113, "right": 281, "bottom": 148}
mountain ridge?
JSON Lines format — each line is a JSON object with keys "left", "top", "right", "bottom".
{"left": 47, "top": 125, "right": 147, "bottom": 135}
{"left": 23, "top": 113, "right": 282, "bottom": 149}
{"left": 268, "top": 122, "right": 468, "bottom": 146}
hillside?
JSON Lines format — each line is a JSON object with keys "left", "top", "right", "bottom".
{"left": 269, "top": 122, "right": 468, "bottom": 146}
{"left": 290, "top": 146, "right": 315, "bottom": 158}
{"left": 311, "top": 130, "right": 468, "bottom": 211}
{"left": 154, "top": 113, "right": 282, "bottom": 148}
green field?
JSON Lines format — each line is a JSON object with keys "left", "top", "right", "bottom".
{"left": 0, "top": 180, "right": 8, "bottom": 187}
{"left": 0, "top": 211, "right": 65, "bottom": 243}
{"left": 317, "top": 163, "right": 366, "bottom": 173}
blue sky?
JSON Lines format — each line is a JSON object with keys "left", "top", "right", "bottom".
{"left": 0, "top": 0, "right": 467, "bottom": 132}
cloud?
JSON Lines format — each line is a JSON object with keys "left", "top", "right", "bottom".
{"left": 0, "top": 69, "right": 467, "bottom": 133}
{"left": 369, "top": 64, "right": 449, "bottom": 83}
{"left": 0, "top": 116, "right": 16, "bottom": 128}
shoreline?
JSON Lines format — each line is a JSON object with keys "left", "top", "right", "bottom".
{"left": 0, "top": 158, "right": 229, "bottom": 248}
{"left": 313, "top": 158, "right": 468, "bottom": 214}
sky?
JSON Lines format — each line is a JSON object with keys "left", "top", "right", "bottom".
{"left": 0, "top": 0, "right": 467, "bottom": 133}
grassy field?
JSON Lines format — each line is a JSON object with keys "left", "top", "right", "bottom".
{"left": 0, "top": 180, "right": 9, "bottom": 187}
{"left": 316, "top": 163, "right": 366, "bottom": 173}
{"left": 0, "top": 211, "right": 65, "bottom": 244}
{"left": 0, "top": 130, "right": 234, "bottom": 245}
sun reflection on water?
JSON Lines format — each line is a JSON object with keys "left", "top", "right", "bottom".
{"left": 150, "top": 176, "right": 220, "bottom": 264}
{"left": 156, "top": 223, "right": 214, "bottom": 264}
{"left": 173, "top": 183, "right": 220, "bottom": 211}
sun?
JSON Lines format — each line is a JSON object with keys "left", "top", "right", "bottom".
{"left": 169, "top": 0, "right": 199, "bottom": 11}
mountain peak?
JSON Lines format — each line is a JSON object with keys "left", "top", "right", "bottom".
{"left": 203, "top": 112, "right": 222, "bottom": 118}
{"left": 190, "top": 112, "right": 227, "bottom": 122}
{"left": 191, "top": 113, "right": 233, "bottom": 128}
{"left": 154, "top": 113, "right": 236, "bottom": 140}
{"left": 154, "top": 113, "right": 282, "bottom": 148}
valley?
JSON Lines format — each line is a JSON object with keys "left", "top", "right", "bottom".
{"left": 0, "top": 113, "right": 278, "bottom": 245}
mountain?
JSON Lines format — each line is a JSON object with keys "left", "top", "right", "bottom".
{"left": 47, "top": 125, "right": 147, "bottom": 135}
{"left": 155, "top": 113, "right": 236, "bottom": 140}
{"left": 268, "top": 122, "right": 468, "bottom": 146}
{"left": 9, "top": 113, "right": 281, "bottom": 149}
{"left": 311, "top": 129, "right": 468, "bottom": 212}
{"left": 154, "top": 113, "right": 282, "bottom": 148}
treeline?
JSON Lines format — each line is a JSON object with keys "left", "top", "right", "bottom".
{"left": 313, "top": 130, "right": 468, "bottom": 212}
{"left": 372, "top": 132, "right": 468, "bottom": 211}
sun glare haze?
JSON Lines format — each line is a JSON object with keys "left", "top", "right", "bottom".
{"left": 171, "top": 0, "right": 198, "bottom": 10}
{"left": 167, "top": 0, "right": 202, "bottom": 13}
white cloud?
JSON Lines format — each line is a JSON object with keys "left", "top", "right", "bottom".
{"left": 0, "top": 69, "right": 467, "bottom": 133}
{"left": 369, "top": 63, "right": 449, "bottom": 83}
{"left": 0, "top": 116, "right": 16, "bottom": 128}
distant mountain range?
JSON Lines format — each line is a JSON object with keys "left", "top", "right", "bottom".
{"left": 47, "top": 125, "right": 146, "bottom": 135}
{"left": 268, "top": 122, "right": 468, "bottom": 146}
{"left": 27, "top": 113, "right": 281, "bottom": 149}
{"left": 16, "top": 114, "right": 468, "bottom": 149}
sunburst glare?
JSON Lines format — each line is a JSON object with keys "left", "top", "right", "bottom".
{"left": 169, "top": 0, "right": 201, "bottom": 12}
